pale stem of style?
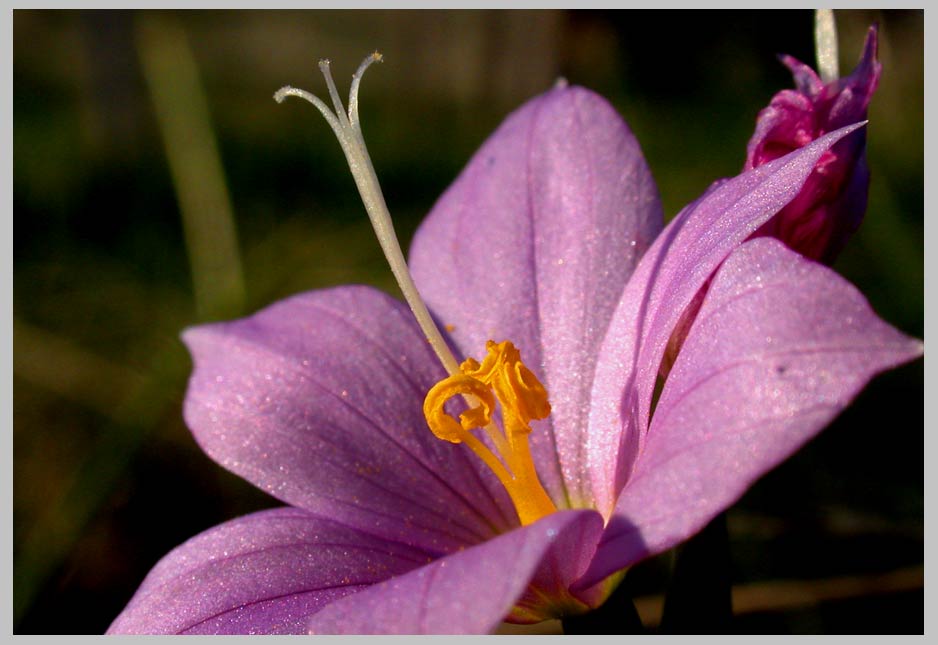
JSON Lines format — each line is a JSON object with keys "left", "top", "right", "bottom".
{"left": 815, "top": 9, "right": 839, "bottom": 83}
{"left": 274, "top": 53, "right": 461, "bottom": 376}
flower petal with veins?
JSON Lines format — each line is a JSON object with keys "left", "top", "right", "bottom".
{"left": 577, "top": 238, "right": 922, "bottom": 589}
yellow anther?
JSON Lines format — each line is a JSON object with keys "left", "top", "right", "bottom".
{"left": 423, "top": 340, "right": 557, "bottom": 526}
{"left": 423, "top": 374, "right": 495, "bottom": 443}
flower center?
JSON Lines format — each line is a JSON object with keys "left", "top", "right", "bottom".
{"left": 424, "top": 340, "right": 557, "bottom": 526}
{"left": 275, "top": 53, "right": 557, "bottom": 526}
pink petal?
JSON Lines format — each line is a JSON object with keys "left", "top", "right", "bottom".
{"left": 307, "top": 509, "right": 604, "bottom": 634}
{"left": 409, "top": 85, "right": 663, "bottom": 507}
{"left": 586, "top": 123, "right": 866, "bottom": 515}
{"left": 107, "top": 508, "right": 433, "bottom": 634}
{"left": 577, "top": 238, "right": 922, "bottom": 589}
{"left": 182, "top": 285, "right": 516, "bottom": 552}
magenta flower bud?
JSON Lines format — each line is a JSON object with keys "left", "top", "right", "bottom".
{"left": 746, "top": 25, "right": 881, "bottom": 264}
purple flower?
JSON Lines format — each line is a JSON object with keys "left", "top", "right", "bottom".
{"left": 108, "top": 56, "right": 920, "bottom": 634}
{"left": 746, "top": 23, "right": 881, "bottom": 264}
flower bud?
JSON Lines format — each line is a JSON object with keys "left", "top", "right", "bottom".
{"left": 746, "top": 25, "right": 881, "bottom": 264}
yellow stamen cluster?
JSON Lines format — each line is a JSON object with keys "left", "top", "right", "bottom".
{"left": 424, "top": 340, "right": 557, "bottom": 526}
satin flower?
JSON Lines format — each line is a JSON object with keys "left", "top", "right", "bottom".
{"left": 108, "top": 52, "right": 921, "bottom": 634}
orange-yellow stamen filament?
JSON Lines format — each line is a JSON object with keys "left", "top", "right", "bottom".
{"left": 423, "top": 340, "right": 557, "bottom": 526}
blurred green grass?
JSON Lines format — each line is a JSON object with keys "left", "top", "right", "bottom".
{"left": 13, "top": 9, "right": 922, "bottom": 634}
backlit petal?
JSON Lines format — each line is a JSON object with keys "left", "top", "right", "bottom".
{"left": 586, "top": 123, "right": 866, "bottom": 515}
{"left": 107, "top": 508, "right": 432, "bottom": 634}
{"left": 577, "top": 238, "right": 922, "bottom": 588}
{"left": 308, "top": 509, "right": 604, "bottom": 634}
{"left": 182, "top": 285, "right": 516, "bottom": 552}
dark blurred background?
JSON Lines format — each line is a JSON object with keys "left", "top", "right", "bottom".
{"left": 13, "top": 9, "right": 923, "bottom": 634}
